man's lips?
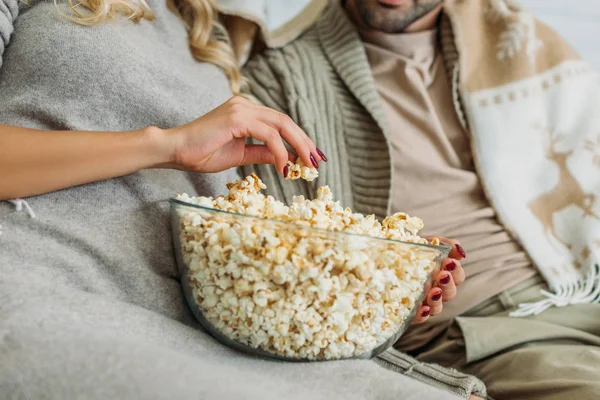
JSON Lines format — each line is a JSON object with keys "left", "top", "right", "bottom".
{"left": 377, "top": 0, "right": 406, "bottom": 6}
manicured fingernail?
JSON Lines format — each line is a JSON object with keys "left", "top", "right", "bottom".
{"left": 439, "top": 274, "right": 451, "bottom": 285}
{"left": 421, "top": 307, "right": 431, "bottom": 317}
{"left": 456, "top": 244, "right": 466, "bottom": 258}
{"left": 432, "top": 290, "right": 442, "bottom": 302}
{"left": 316, "top": 147, "right": 328, "bottom": 162}
{"left": 445, "top": 260, "right": 456, "bottom": 271}
{"left": 283, "top": 165, "right": 289, "bottom": 178}
{"left": 310, "top": 154, "right": 319, "bottom": 169}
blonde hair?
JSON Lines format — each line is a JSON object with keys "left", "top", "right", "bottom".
{"left": 63, "top": 0, "right": 246, "bottom": 96}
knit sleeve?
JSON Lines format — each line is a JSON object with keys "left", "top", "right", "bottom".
{"left": 376, "top": 349, "right": 487, "bottom": 399}
{"left": 244, "top": 50, "right": 292, "bottom": 115}
{"left": 0, "top": 0, "right": 18, "bottom": 68}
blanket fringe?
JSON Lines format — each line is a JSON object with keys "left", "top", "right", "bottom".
{"left": 8, "top": 199, "right": 36, "bottom": 219}
{"left": 510, "top": 263, "right": 600, "bottom": 317}
{"left": 0, "top": 199, "right": 36, "bottom": 237}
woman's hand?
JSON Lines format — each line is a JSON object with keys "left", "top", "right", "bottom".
{"left": 163, "top": 96, "right": 324, "bottom": 174}
{"left": 412, "top": 237, "right": 466, "bottom": 324}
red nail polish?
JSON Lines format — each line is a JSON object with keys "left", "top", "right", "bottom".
{"left": 432, "top": 291, "right": 442, "bottom": 302}
{"left": 310, "top": 154, "right": 319, "bottom": 169}
{"left": 445, "top": 261, "right": 456, "bottom": 271}
{"left": 456, "top": 244, "right": 466, "bottom": 258}
{"left": 316, "top": 147, "right": 328, "bottom": 162}
{"left": 439, "top": 274, "right": 451, "bottom": 285}
{"left": 283, "top": 165, "right": 289, "bottom": 178}
{"left": 421, "top": 307, "right": 431, "bottom": 317}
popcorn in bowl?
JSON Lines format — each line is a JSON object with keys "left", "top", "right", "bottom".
{"left": 171, "top": 174, "right": 449, "bottom": 361}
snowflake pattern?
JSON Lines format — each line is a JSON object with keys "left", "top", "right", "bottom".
{"left": 484, "top": 0, "right": 522, "bottom": 21}
{"left": 485, "top": 0, "right": 543, "bottom": 64}
{"left": 497, "top": 22, "right": 526, "bottom": 60}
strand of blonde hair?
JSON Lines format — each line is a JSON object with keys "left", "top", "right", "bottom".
{"left": 59, "top": 0, "right": 246, "bottom": 96}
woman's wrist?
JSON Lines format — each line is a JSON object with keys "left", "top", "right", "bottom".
{"left": 139, "top": 125, "right": 178, "bottom": 169}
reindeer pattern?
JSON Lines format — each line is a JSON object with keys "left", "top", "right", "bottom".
{"left": 528, "top": 124, "right": 600, "bottom": 252}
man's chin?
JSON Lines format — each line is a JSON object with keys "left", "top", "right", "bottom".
{"left": 354, "top": 0, "right": 443, "bottom": 34}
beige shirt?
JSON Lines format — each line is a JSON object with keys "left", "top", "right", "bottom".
{"left": 360, "top": 29, "right": 538, "bottom": 350}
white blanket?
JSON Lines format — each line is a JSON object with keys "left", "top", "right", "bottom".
{"left": 445, "top": 0, "right": 600, "bottom": 315}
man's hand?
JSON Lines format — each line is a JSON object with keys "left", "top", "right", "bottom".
{"left": 469, "top": 396, "right": 485, "bottom": 400}
{"left": 412, "top": 236, "right": 466, "bottom": 324}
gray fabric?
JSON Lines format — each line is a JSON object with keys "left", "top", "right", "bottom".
{"left": 242, "top": 4, "right": 486, "bottom": 398}
{"left": 0, "top": 1, "right": 461, "bottom": 399}
{"left": 0, "top": 0, "right": 17, "bottom": 69}
{"left": 0, "top": 271, "right": 459, "bottom": 400}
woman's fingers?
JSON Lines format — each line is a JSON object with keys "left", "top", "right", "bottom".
{"left": 173, "top": 96, "right": 322, "bottom": 174}
{"left": 241, "top": 121, "right": 290, "bottom": 173}
{"left": 411, "top": 238, "right": 465, "bottom": 324}
{"left": 436, "top": 270, "right": 457, "bottom": 301}
{"left": 414, "top": 258, "right": 462, "bottom": 323}
{"left": 442, "top": 258, "right": 465, "bottom": 286}
{"left": 251, "top": 104, "right": 321, "bottom": 167}
{"left": 412, "top": 304, "right": 432, "bottom": 324}
{"left": 240, "top": 144, "right": 296, "bottom": 167}
{"left": 413, "top": 284, "right": 446, "bottom": 324}
{"left": 445, "top": 238, "right": 467, "bottom": 260}
{"left": 423, "top": 235, "right": 467, "bottom": 260}
{"left": 226, "top": 97, "right": 323, "bottom": 171}
{"left": 426, "top": 287, "right": 444, "bottom": 316}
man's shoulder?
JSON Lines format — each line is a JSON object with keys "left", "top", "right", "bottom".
{"left": 245, "top": 22, "right": 323, "bottom": 67}
{"left": 244, "top": 3, "right": 358, "bottom": 72}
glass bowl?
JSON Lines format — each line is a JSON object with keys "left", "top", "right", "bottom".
{"left": 170, "top": 199, "right": 450, "bottom": 361}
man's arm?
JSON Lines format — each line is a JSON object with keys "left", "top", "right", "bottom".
{"left": 244, "top": 52, "right": 292, "bottom": 116}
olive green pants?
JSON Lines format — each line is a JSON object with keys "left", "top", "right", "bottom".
{"left": 416, "top": 276, "right": 600, "bottom": 400}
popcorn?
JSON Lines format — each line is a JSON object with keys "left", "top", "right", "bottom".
{"left": 285, "top": 159, "right": 319, "bottom": 181}
{"left": 175, "top": 174, "right": 441, "bottom": 360}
